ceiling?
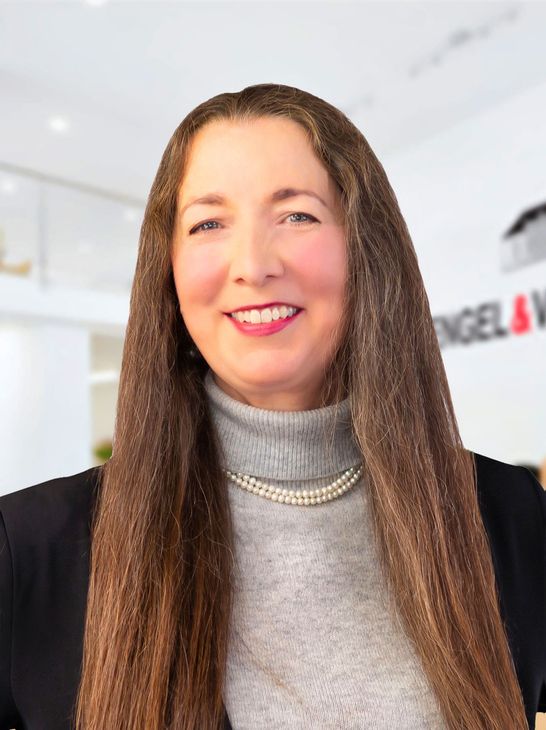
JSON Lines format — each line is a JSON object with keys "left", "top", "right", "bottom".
{"left": 1, "top": 0, "right": 545, "bottom": 203}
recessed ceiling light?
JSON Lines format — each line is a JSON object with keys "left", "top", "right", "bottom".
{"left": 84, "top": 0, "right": 109, "bottom": 6}
{"left": 48, "top": 116, "right": 70, "bottom": 133}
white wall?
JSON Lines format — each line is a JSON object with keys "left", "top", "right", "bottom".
{"left": 382, "top": 80, "right": 546, "bottom": 464}
{"left": 0, "top": 320, "right": 92, "bottom": 493}
{"left": 0, "top": 280, "right": 128, "bottom": 494}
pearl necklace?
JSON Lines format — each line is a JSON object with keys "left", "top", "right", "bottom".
{"left": 222, "top": 462, "right": 364, "bottom": 506}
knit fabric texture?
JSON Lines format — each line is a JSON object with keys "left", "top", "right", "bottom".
{"left": 203, "top": 368, "right": 446, "bottom": 729}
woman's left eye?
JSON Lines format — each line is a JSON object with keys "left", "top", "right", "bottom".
{"left": 286, "top": 212, "right": 318, "bottom": 226}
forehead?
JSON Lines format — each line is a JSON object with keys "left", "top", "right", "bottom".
{"left": 189, "top": 115, "right": 314, "bottom": 155}
{"left": 179, "top": 117, "right": 331, "bottom": 194}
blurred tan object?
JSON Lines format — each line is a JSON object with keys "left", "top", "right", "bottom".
{"left": 0, "top": 259, "right": 33, "bottom": 275}
{"left": 0, "top": 225, "right": 32, "bottom": 276}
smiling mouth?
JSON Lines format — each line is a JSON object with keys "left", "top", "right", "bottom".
{"left": 224, "top": 307, "right": 303, "bottom": 333}
{"left": 225, "top": 306, "right": 303, "bottom": 323}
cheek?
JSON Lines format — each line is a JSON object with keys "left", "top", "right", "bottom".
{"left": 172, "top": 245, "right": 224, "bottom": 311}
{"left": 295, "top": 229, "right": 346, "bottom": 305}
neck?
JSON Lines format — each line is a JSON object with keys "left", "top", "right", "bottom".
{"left": 203, "top": 368, "right": 362, "bottom": 481}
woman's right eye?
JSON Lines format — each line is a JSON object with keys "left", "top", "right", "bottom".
{"left": 189, "top": 220, "right": 220, "bottom": 235}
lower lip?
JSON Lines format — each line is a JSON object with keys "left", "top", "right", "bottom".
{"left": 224, "top": 309, "right": 303, "bottom": 336}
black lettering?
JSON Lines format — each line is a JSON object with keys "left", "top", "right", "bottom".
{"left": 531, "top": 288, "right": 546, "bottom": 327}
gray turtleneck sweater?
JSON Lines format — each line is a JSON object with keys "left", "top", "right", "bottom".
{"left": 203, "top": 368, "right": 446, "bottom": 729}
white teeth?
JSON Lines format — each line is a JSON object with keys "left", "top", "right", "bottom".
{"left": 231, "top": 306, "right": 298, "bottom": 324}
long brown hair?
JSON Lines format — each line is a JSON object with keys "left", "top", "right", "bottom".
{"left": 73, "top": 83, "right": 527, "bottom": 729}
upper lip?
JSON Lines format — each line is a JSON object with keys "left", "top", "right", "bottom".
{"left": 224, "top": 301, "right": 302, "bottom": 314}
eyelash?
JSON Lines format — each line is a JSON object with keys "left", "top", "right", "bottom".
{"left": 188, "top": 212, "right": 318, "bottom": 235}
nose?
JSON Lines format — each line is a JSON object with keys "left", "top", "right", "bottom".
{"left": 229, "top": 223, "right": 284, "bottom": 285}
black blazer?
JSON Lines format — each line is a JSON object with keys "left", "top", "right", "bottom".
{"left": 1, "top": 451, "right": 545, "bottom": 730}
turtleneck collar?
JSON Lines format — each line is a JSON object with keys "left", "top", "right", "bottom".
{"left": 203, "top": 368, "right": 363, "bottom": 481}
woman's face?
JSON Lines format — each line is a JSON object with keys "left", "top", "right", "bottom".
{"left": 171, "top": 116, "right": 347, "bottom": 411}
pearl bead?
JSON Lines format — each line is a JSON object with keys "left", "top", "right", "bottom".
{"left": 222, "top": 464, "right": 364, "bottom": 506}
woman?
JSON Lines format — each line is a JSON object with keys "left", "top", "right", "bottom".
{"left": 1, "top": 83, "right": 545, "bottom": 730}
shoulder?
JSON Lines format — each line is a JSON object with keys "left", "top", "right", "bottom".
{"left": 0, "top": 466, "right": 103, "bottom": 726}
{"left": 0, "top": 464, "right": 103, "bottom": 551}
{"left": 472, "top": 449, "right": 546, "bottom": 533}
{"left": 471, "top": 449, "right": 545, "bottom": 613}
{"left": 471, "top": 451, "right": 546, "bottom": 714}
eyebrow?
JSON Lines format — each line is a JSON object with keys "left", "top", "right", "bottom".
{"left": 179, "top": 187, "right": 329, "bottom": 218}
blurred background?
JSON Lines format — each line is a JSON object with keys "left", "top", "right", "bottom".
{"left": 1, "top": 0, "right": 545, "bottom": 496}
